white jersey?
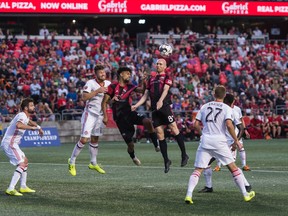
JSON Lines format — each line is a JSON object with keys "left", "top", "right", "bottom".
{"left": 225, "top": 105, "right": 243, "bottom": 145}
{"left": 83, "top": 79, "right": 111, "bottom": 115}
{"left": 1, "top": 112, "right": 29, "bottom": 147}
{"left": 196, "top": 101, "right": 233, "bottom": 149}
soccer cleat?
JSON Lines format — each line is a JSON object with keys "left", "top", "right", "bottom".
{"left": 155, "top": 146, "right": 160, "bottom": 152}
{"left": 164, "top": 160, "right": 172, "bottom": 173}
{"left": 6, "top": 189, "right": 23, "bottom": 196}
{"left": 181, "top": 154, "right": 189, "bottom": 167}
{"left": 88, "top": 163, "right": 106, "bottom": 174}
{"left": 20, "top": 187, "right": 36, "bottom": 193}
{"left": 244, "top": 191, "right": 255, "bottom": 202}
{"left": 245, "top": 185, "right": 252, "bottom": 192}
{"left": 184, "top": 196, "right": 193, "bottom": 204}
{"left": 213, "top": 165, "right": 221, "bottom": 172}
{"left": 242, "top": 165, "right": 251, "bottom": 171}
{"left": 198, "top": 186, "right": 213, "bottom": 193}
{"left": 68, "top": 158, "right": 76, "bottom": 176}
{"left": 133, "top": 157, "right": 141, "bottom": 166}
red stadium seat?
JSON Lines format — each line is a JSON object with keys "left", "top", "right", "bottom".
{"left": 243, "top": 116, "right": 251, "bottom": 127}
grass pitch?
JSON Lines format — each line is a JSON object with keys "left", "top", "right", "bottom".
{"left": 0, "top": 139, "right": 287, "bottom": 216}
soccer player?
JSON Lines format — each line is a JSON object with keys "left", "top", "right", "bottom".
{"left": 1, "top": 98, "right": 44, "bottom": 196}
{"left": 184, "top": 86, "right": 255, "bottom": 204}
{"left": 213, "top": 96, "right": 251, "bottom": 172}
{"left": 68, "top": 64, "right": 111, "bottom": 176}
{"left": 199, "top": 93, "right": 252, "bottom": 193}
{"left": 102, "top": 66, "right": 160, "bottom": 166}
{"left": 132, "top": 58, "right": 189, "bottom": 173}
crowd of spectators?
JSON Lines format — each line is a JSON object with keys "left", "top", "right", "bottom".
{"left": 0, "top": 24, "right": 287, "bottom": 139}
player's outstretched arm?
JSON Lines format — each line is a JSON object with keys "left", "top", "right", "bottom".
{"left": 131, "top": 89, "right": 149, "bottom": 111}
{"left": 101, "top": 94, "right": 110, "bottom": 125}
{"left": 28, "top": 120, "right": 44, "bottom": 136}
{"left": 17, "top": 121, "right": 38, "bottom": 131}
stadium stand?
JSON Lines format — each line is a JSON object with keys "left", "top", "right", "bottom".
{"left": 0, "top": 24, "right": 287, "bottom": 139}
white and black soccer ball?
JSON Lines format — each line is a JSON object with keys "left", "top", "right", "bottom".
{"left": 159, "top": 43, "right": 173, "bottom": 57}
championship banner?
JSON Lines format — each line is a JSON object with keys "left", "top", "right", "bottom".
{"left": 0, "top": 1, "right": 288, "bottom": 16}
{"left": 2, "top": 127, "right": 61, "bottom": 147}
{"left": 22, "top": 127, "right": 61, "bottom": 147}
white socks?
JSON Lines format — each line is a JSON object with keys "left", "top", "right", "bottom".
{"left": 70, "top": 141, "right": 85, "bottom": 164}
{"left": 186, "top": 170, "right": 201, "bottom": 198}
{"left": 239, "top": 148, "right": 246, "bottom": 167}
{"left": 203, "top": 167, "right": 213, "bottom": 188}
{"left": 8, "top": 166, "right": 24, "bottom": 191}
{"left": 89, "top": 143, "right": 99, "bottom": 165}
{"left": 20, "top": 167, "right": 28, "bottom": 188}
{"left": 232, "top": 168, "right": 248, "bottom": 196}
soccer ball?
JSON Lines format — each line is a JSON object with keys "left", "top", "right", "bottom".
{"left": 159, "top": 43, "right": 173, "bottom": 57}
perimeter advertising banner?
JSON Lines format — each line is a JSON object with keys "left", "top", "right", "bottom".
{"left": 0, "top": 1, "right": 288, "bottom": 16}
{"left": 21, "top": 127, "right": 61, "bottom": 147}
{"left": 2, "top": 127, "right": 61, "bottom": 147}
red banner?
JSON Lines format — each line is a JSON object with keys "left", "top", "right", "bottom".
{"left": 0, "top": 1, "right": 288, "bottom": 16}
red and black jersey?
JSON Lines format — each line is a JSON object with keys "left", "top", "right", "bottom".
{"left": 146, "top": 73, "right": 172, "bottom": 111}
{"left": 107, "top": 81, "right": 137, "bottom": 121}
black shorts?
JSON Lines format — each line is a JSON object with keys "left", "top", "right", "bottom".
{"left": 152, "top": 105, "right": 175, "bottom": 128}
{"left": 116, "top": 111, "right": 145, "bottom": 144}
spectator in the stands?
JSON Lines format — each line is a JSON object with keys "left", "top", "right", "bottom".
{"left": 57, "top": 93, "right": 67, "bottom": 113}
{"left": 24, "top": 35, "right": 33, "bottom": 47}
{"left": 57, "top": 83, "right": 68, "bottom": 97}
{"left": 30, "top": 78, "right": 41, "bottom": 103}
{"left": 66, "top": 87, "right": 78, "bottom": 103}
{"left": 253, "top": 26, "right": 262, "bottom": 36}
{"left": 39, "top": 25, "right": 49, "bottom": 36}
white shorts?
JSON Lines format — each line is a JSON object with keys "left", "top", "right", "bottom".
{"left": 80, "top": 110, "right": 105, "bottom": 138}
{"left": 1, "top": 143, "right": 25, "bottom": 166}
{"left": 194, "top": 144, "right": 235, "bottom": 168}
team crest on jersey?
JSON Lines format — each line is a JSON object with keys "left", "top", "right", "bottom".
{"left": 166, "top": 80, "right": 172, "bottom": 85}
{"left": 84, "top": 86, "right": 88, "bottom": 90}
{"left": 84, "top": 131, "right": 88, "bottom": 135}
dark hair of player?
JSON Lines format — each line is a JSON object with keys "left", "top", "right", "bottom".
{"left": 94, "top": 64, "right": 105, "bottom": 74}
{"left": 224, "top": 93, "right": 235, "bottom": 106}
{"left": 20, "top": 98, "right": 34, "bottom": 110}
{"left": 117, "top": 67, "right": 132, "bottom": 75}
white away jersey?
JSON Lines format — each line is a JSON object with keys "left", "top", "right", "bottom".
{"left": 196, "top": 101, "right": 233, "bottom": 146}
{"left": 1, "top": 112, "right": 29, "bottom": 146}
{"left": 83, "top": 79, "right": 111, "bottom": 115}
{"left": 225, "top": 105, "right": 243, "bottom": 144}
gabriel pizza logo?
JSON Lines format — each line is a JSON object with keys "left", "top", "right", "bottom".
{"left": 98, "top": 0, "right": 127, "bottom": 13}
{"left": 221, "top": 2, "right": 249, "bottom": 14}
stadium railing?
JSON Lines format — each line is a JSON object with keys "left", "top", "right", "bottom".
{"left": 0, "top": 35, "right": 107, "bottom": 41}
{"left": 136, "top": 33, "right": 270, "bottom": 50}
{"left": 61, "top": 109, "right": 83, "bottom": 120}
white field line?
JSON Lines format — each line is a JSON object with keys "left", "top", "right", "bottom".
{"left": 0, "top": 162, "right": 287, "bottom": 173}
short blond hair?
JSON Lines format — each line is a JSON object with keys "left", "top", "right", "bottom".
{"left": 214, "top": 85, "right": 226, "bottom": 99}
